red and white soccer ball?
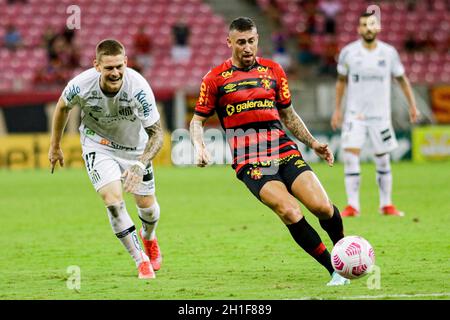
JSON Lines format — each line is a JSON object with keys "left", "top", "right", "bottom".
{"left": 331, "top": 236, "right": 375, "bottom": 280}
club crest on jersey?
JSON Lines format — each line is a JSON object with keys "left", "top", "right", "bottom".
{"left": 261, "top": 78, "right": 271, "bottom": 90}
{"left": 221, "top": 70, "right": 233, "bottom": 79}
{"left": 378, "top": 59, "right": 386, "bottom": 67}
{"left": 248, "top": 167, "right": 263, "bottom": 180}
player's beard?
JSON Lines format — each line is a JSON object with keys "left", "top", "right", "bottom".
{"left": 241, "top": 53, "right": 255, "bottom": 68}
{"left": 362, "top": 32, "right": 376, "bottom": 43}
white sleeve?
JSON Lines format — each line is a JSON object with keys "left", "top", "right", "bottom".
{"left": 391, "top": 48, "right": 405, "bottom": 77}
{"left": 337, "top": 47, "right": 349, "bottom": 76}
{"left": 61, "top": 80, "right": 81, "bottom": 109}
{"left": 133, "top": 80, "right": 160, "bottom": 128}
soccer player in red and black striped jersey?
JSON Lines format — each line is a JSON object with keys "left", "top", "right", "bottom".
{"left": 190, "top": 17, "right": 349, "bottom": 286}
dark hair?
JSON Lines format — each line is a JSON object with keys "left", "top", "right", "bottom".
{"left": 96, "top": 39, "right": 125, "bottom": 61}
{"left": 360, "top": 12, "right": 375, "bottom": 19}
{"left": 229, "top": 17, "right": 256, "bottom": 32}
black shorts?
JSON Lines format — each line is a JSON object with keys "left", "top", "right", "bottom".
{"left": 237, "top": 154, "right": 313, "bottom": 201}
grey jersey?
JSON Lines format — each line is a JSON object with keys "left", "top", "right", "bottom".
{"left": 61, "top": 67, "right": 160, "bottom": 148}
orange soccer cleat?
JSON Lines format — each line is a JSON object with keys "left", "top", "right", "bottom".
{"left": 380, "top": 205, "right": 405, "bottom": 217}
{"left": 341, "top": 205, "right": 360, "bottom": 217}
{"left": 139, "top": 228, "right": 162, "bottom": 271}
{"left": 138, "top": 260, "right": 155, "bottom": 279}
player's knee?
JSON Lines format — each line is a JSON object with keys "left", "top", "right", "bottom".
{"left": 135, "top": 194, "right": 156, "bottom": 208}
{"left": 101, "top": 193, "right": 123, "bottom": 206}
{"left": 98, "top": 182, "right": 123, "bottom": 205}
{"left": 137, "top": 201, "right": 160, "bottom": 222}
{"left": 274, "top": 203, "right": 302, "bottom": 224}
{"left": 309, "top": 202, "right": 334, "bottom": 219}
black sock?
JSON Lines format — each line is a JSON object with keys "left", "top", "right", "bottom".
{"left": 319, "top": 205, "right": 345, "bottom": 245}
{"left": 286, "top": 217, "right": 334, "bottom": 275}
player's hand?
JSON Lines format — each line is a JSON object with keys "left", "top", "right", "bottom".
{"left": 312, "top": 141, "right": 334, "bottom": 167}
{"left": 48, "top": 146, "right": 64, "bottom": 173}
{"left": 331, "top": 110, "right": 342, "bottom": 131}
{"left": 121, "top": 164, "right": 144, "bottom": 193}
{"left": 409, "top": 106, "right": 420, "bottom": 123}
{"left": 195, "top": 146, "right": 211, "bottom": 167}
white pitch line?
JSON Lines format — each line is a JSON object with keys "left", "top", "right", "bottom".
{"left": 296, "top": 292, "right": 450, "bottom": 300}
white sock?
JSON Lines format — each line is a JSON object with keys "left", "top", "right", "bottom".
{"left": 343, "top": 151, "right": 361, "bottom": 211}
{"left": 106, "top": 201, "right": 148, "bottom": 267}
{"left": 137, "top": 201, "right": 160, "bottom": 241}
{"left": 374, "top": 154, "right": 392, "bottom": 208}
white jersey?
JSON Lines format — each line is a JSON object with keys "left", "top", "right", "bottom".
{"left": 337, "top": 40, "right": 404, "bottom": 122}
{"left": 61, "top": 67, "right": 160, "bottom": 149}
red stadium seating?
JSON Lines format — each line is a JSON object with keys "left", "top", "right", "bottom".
{"left": 256, "top": 0, "right": 450, "bottom": 84}
{"left": 0, "top": 0, "right": 228, "bottom": 92}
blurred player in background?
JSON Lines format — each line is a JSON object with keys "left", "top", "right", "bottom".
{"left": 190, "top": 17, "right": 349, "bottom": 286}
{"left": 331, "top": 12, "right": 420, "bottom": 217}
{"left": 48, "top": 39, "right": 163, "bottom": 279}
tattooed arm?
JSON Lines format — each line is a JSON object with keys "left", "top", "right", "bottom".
{"left": 279, "top": 106, "right": 334, "bottom": 166}
{"left": 189, "top": 114, "right": 211, "bottom": 167}
{"left": 139, "top": 120, "right": 164, "bottom": 166}
{"left": 122, "top": 120, "right": 164, "bottom": 193}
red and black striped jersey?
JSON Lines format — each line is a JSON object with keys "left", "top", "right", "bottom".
{"left": 194, "top": 57, "right": 301, "bottom": 173}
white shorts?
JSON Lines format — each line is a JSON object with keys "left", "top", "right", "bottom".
{"left": 340, "top": 119, "right": 398, "bottom": 154}
{"left": 81, "top": 136, "right": 155, "bottom": 196}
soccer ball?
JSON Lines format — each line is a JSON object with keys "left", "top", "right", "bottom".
{"left": 331, "top": 236, "right": 375, "bottom": 279}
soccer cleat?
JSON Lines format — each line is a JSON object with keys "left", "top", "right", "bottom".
{"left": 341, "top": 205, "right": 360, "bottom": 217}
{"left": 139, "top": 228, "right": 162, "bottom": 271}
{"left": 326, "top": 271, "right": 351, "bottom": 286}
{"left": 380, "top": 205, "right": 404, "bottom": 217}
{"left": 138, "top": 260, "right": 155, "bottom": 279}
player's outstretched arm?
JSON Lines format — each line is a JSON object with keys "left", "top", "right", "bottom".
{"left": 48, "top": 97, "right": 71, "bottom": 173}
{"left": 331, "top": 74, "right": 347, "bottom": 130}
{"left": 122, "top": 120, "right": 163, "bottom": 193}
{"left": 279, "top": 106, "right": 334, "bottom": 166}
{"left": 189, "top": 114, "right": 211, "bottom": 167}
{"left": 395, "top": 75, "right": 421, "bottom": 123}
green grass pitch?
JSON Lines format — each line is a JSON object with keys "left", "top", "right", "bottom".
{"left": 0, "top": 162, "right": 449, "bottom": 300}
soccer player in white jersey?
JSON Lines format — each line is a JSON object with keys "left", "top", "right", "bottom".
{"left": 331, "top": 12, "right": 420, "bottom": 217}
{"left": 48, "top": 39, "right": 163, "bottom": 279}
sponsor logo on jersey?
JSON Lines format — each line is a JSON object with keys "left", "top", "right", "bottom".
{"left": 87, "top": 90, "right": 101, "bottom": 100}
{"left": 224, "top": 83, "right": 237, "bottom": 93}
{"left": 198, "top": 81, "right": 209, "bottom": 106}
{"left": 280, "top": 77, "right": 291, "bottom": 100}
{"left": 65, "top": 84, "right": 80, "bottom": 102}
{"left": 134, "top": 89, "right": 151, "bottom": 117}
{"left": 99, "top": 138, "right": 137, "bottom": 151}
{"left": 238, "top": 80, "right": 258, "bottom": 86}
{"left": 87, "top": 95, "right": 102, "bottom": 100}
{"left": 87, "top": 105, "right": 102, "bottom": 112}
{"left": 221, "top": 70, "right": 233, "bottom": 79}
{"left": 225, "top": 99, "right": 275, "bottom": 116}
{"left": 257, "top": 66, "right": 268, "bottom": 73}
{"left": 84, "top": 128, "right": 95, "bottom": 136}
{"left": 378, "top": 59, "right": 386, "bottom": 67}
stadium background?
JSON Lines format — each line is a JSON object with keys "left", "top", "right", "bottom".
{"left": 0, "top": 0, "right": 449, "bottom": 168}
{"left": 0, "top": 0, "right": 449, "bottom": 300}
